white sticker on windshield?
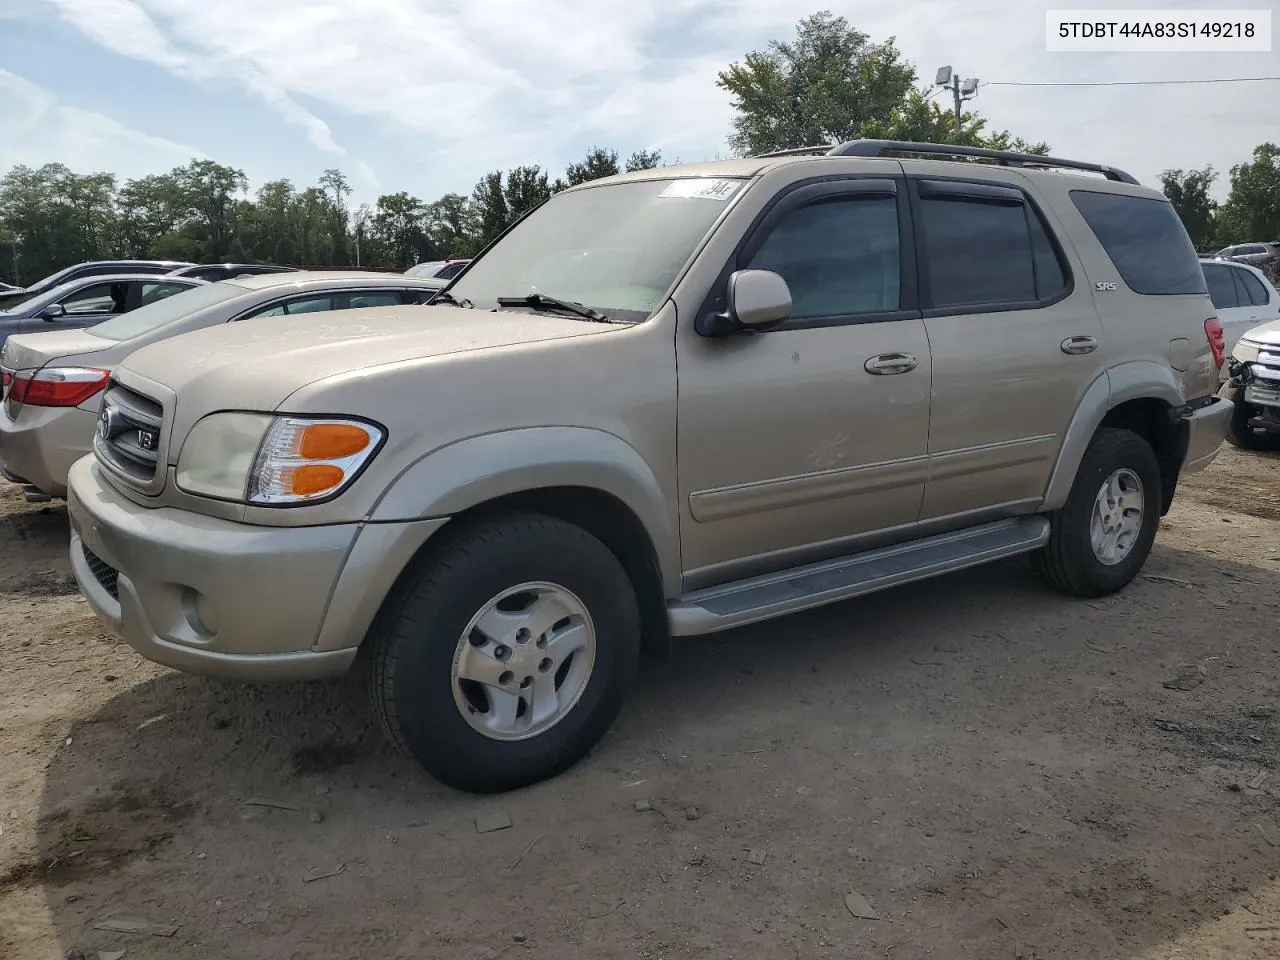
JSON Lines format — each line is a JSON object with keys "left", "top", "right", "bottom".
{"left": 658, "top": 178, "right": 742, "bottom": 201}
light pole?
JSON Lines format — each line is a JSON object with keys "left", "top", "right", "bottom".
{"left": 934, "top": 66, "right": 980, "bottom": 137}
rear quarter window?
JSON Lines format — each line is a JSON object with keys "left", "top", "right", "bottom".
{"left": 1070, "top": 190, "right": 1206, "bottom": 296}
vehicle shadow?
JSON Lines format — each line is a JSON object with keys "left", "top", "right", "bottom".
{"left": 20, "top": 541, "right": 1280, "bottom": 960}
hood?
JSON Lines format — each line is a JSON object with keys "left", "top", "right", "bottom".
{"left": 1240, "top": 318, "right": 1280, "bottom": 349}
{"left": 0, "top": 328, "right": 114, "bottom": 371}
{"left": 117, "top": 303, "right": 614, "bottom": 416}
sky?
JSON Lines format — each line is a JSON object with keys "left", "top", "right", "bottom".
{"left": 0, "top": 0, "right": 1276, "bottom": 206}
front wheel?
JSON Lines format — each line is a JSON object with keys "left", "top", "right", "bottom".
{"left": 368, "top": 513, "right": 641, "bottom": 793}
{"left": 1037, "top": 427, "right": 1162, "bottom": 598}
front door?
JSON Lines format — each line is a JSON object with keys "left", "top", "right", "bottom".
{"left": 676, "top": 176, "right": 932, "bottom": 588}
{"left": 902, "top": 170, "right": 1105, "bottom": 522}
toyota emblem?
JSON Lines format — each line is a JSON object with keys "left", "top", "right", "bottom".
{"left": 98, "top": 406, "right": 114, "bottom": 440}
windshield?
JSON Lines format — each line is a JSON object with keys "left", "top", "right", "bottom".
{"left": 88, "top": 281, "right": 244, "bottom": 341}
{"left": 447, "top": 177, "right": 746, "bottom": 321}
{"left": 3, "top": 280, "right": 89, "bottom": 314}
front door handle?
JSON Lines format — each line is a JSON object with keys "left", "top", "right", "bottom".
{"left": 1061, "top": 336, "right": 1098, "bottom": 355}
{"left": 864, "top": 353, "right": 918, "bottom": 375}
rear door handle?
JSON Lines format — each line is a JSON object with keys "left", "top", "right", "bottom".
{"left": 1061, "top": 336, "right": 1098, "bottom": 355}
{"left": 864, "top": 353, "right": 918, "bottom": 375}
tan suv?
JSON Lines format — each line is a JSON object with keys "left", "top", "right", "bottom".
{"left": 65, "top": 140, "right": 1232, "bottom": 794}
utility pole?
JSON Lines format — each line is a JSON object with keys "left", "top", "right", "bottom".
{"left": 934, "top": 67, "right": 980, "bottom": 138}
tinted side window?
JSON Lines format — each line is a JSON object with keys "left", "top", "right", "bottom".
{"left": 61, "top": 282, "right": 127, "bottom": 314}
{"left": 347, "top": 291, "right": 401, "bottom": 309}
{"left": 140, "top": 281, "right": 191, "bottom": 305}
{"left": 1070, "top": 190, "right": 1205, "bottom": 295}
{"left": 918, "top": 194, "right": 1065, "bottom": 308}
{"left": 1203, "top": 264, "right": 1240, "bottom": 309}
{"left": 436, "top": 262, "right": 467, "bottom": 280}
{"left": 745, "top": 196, "right": 900, "bottom": 319}
{"left": 1238, "top": 269, "right": 1271, "bottom": 306}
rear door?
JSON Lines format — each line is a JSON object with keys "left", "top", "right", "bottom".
{"left": 903, "top": 170, "right": 1099, "bottom": 522}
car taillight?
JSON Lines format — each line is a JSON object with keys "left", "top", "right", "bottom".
{"left": 1204, "top": 317, "right": 1225, "bottom": 369}
{"left": 9, "top": 367, "right": 110, "bottom": 407}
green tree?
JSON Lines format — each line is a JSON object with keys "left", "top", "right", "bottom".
{"left": 861, "top": 89, "right": 1048, "bottom": 154}
{"left": 172, "top": 159, "right": 249, "bottom": 261}
{"left": 1215, "top": 143, "right": 1280, "bottom": 246}
{"left": 625, "top": 149, "right": 663, "bottom": 172}
{"left": 423, "top": 193, "right": 473, "bottom": 259}
{"left": 504, "top": 165, "right": 552, "bottom": 222}
{"left": 115, "top": 173, "right": 188, "bottom": 258}
{"left": 469, "top": 171, "right": 509, "bottom": 250}
{"left": 370, "top": 191, "right": 429, "bottom": 267}
{"left": 317, "top": 169, "right": 352, "bottom": 265}
{"left": 564, "top": 147, "right": 621, "bottom": 187}
{"left": 1159, "top": 167, "right": 1218, "bottom": 250}
{"left": 716, "top": 11, "right": 915, "bottom": 155}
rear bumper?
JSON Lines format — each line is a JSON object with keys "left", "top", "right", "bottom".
{"left": 1180, "top": 396, "right": 1232, "bottom": 474}
{"left": 0, "top": 403, "right": 95, "bottom": 497}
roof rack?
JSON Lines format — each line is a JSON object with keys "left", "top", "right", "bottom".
{"left": 824, "top": 139, "right": 1140, "bottom": 184}
{"left": 752, "top": 144, "right": 834, "bottom": 158}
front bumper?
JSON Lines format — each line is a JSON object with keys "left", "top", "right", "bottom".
{"left": 0, "top": 403, "right": 95, "bottom": 498}
{"left": 67, "top": 457, "right": 447, "bottom": 682}
{"left": 1180, "top": 396, "right": 1233, "bottom": 474}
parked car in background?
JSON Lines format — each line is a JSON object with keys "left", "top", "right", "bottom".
{"left": 0, "top": 271, "right": 446, "bottom": 500}
{"left": 62, "top": 140, "right": 1229, "bottom": 794}
{"left": 1221, "top": 310, "right": 1280, "bottom": 451}
{"left": 1215, "top": 242, "right": 1280, "bottom": 271}
{"left": 405, "top": 259, "right": 470, "bottom": 280}
{"left": 1200, "top": 258, "right": 1280, "bottom": 378}
{"left": 166, "top": 263, "right": 295, "bottom": 282}
{"left": 0, "top": 274, "right": 205, "bottom": 351}
{"left": 0, "top": 259, "right": 193, "bottom": 307}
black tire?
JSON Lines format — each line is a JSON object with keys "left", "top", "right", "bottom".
{"left": 1037, "top": 427, "right": 1162, "bottom": 598}
{"left": 1225, "top": 399, "right": 1280, "bottom": 452}
{"left": 368, "top": 512, "right": 641, "bottom": 794}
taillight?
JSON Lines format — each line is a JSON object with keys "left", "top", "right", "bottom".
{"left": 9, "top": 367, "right": 110, "bottom": 407}
{"left": 1204, "top": 317, "right": 1225, "bottom": 369}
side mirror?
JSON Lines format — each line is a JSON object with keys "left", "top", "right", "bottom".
{"left": 40, "top": 303, "right": 66, "bottom": 321}
{"left": 696, "top": 269, "right": 792, "bottom": 337}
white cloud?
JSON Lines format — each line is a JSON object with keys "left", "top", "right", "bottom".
{"left": 0, "top": 69, "right": 201, "bottom": 178}
{"left": 29, "top": 0, "right": 1280, "bottom": 200}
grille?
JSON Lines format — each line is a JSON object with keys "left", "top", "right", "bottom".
{"left": 82, "top": 543, "right": 120, "bottom": 600}
{"left": 94, "top": 381, "right": 164, "bottom": 485}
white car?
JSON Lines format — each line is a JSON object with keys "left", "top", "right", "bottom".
{"left": 1200, "top": 258, "right": 1280, "bottom": 379}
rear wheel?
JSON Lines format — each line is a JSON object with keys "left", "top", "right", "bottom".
{"left": 368, "top": 513, "right": 641, "bottom": 794}
{"left": 1225, "top": 399, "right": 1280, "bottom": 451}
{"left": 1037, "top": 428, "right": 1161, "bottom": 598}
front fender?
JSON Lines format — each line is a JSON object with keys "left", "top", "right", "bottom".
{"left": 1042, "top": 362, "right": 1185, "bottom": 511}
{"left": 367, "top": 427, "right": 681, "bottom": 595}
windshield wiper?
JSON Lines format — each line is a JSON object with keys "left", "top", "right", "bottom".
{"left": 495, "top": 293, "right": 615, "bottom": 323}
{"left": 432, "top": 290, "right": 473, "bottom": 308}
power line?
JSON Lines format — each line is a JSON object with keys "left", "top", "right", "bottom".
{"left": 982, "top": 76, "right": 1280, "bottom": 87}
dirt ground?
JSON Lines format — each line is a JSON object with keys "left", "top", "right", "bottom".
{"left": 1, "top": 448, "right": 1278, "bottom": 960}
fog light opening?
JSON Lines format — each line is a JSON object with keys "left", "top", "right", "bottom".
{"left": 182, "top": 587, "right": 219, "bottom": 637}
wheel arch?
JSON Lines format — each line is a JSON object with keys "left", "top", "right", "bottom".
{"left": 1044, "top": 363, "right": 1189, "bottom": 516}
{"left": 365, "top": 428, "right": 678, "bottom": 655}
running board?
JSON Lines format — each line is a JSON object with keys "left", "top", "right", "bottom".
{"left": 667, "top": 517, "right": 1050, "bottom": 636}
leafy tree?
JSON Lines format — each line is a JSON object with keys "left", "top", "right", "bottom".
{"left": 717, "top": 11, "right": 1044, "bottom": 157}
{"left": 564, "top": 147, "right": 621, "bottom": 187}
{"left": 1159, "top": 167, "right": 1218, "bottom": 250}
{"left": 470, "top": 171, "right": 509, "bottom": 250}
{"left": 504, "top": 165, "right": 552, "bottom": 222}
{"left": 716, "top": 11, "right": 914, "bottom": 155}
{"left": 861, "top": 89, "right": 1048, "bottom": 154}
{"left": 424, "top": 193, "right": 473, "bottom": 259}
{"left": 370, "top": 191, "right": 429, "bottom": 267}
{"left": 1215, "top": 143, "right": 1280, "bottom": 246}
{"left": 625, "top": 149, "right": 663, "bottom": 172}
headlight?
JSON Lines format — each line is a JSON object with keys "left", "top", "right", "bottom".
{"left": 175, "top": 413, "right": 384, "bottom": 505}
